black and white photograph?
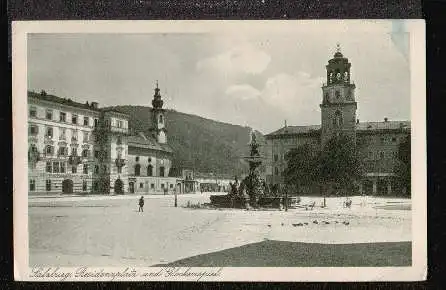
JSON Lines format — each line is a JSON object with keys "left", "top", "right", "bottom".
{"left": 13, "top": 20, "right": 426, "bottom": 281}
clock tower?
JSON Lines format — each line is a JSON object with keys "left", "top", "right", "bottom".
{"left": 320, "top": 44, "right": 357, "bottom": 147}
{"left": 150, "top": 81, "right": 167, "bottom": 144}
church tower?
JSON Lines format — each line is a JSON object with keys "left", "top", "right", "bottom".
{"left": 150, "top": 81, "right": 167, "bottom": 144}
{"left": 320, "top": 44, "right": 357, "bottom": 147}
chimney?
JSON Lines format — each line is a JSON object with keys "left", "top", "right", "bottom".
{"left": 384, "top": 117, "right": 388, "bottom": 122}
{"left": 91, "top": 102, "right": 98, "bottom": 109}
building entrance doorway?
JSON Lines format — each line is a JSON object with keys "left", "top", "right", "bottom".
{"left": 114, "top": 179, "right": 124, "bottom": 194}
{"left": 62, "top": 179, "right": 74, "bottom": 194}
{"left": 129, "top": 182, "right": 135, "bottom": 193}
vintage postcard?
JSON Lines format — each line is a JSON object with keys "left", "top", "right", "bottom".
{"left": 13, "top": 20, "right": 426, "bottom": 281}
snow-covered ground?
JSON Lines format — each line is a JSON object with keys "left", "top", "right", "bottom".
{"left": 28, "top": 193, "right": 411, "bottom": 266}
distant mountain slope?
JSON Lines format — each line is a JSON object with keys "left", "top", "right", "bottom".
{"left": 107, "top": 106, "right": 266, "bottom": 176}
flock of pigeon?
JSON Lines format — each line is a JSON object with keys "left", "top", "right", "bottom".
{"left": 267, "top": 220, "right": 350, "bottom": 228}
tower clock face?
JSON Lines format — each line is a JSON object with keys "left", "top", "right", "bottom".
{"left": 344, "top": 72, "right": 349, "bottom": 80}
{"left": 336, "top": 72, "right": 341, "bottom": 80}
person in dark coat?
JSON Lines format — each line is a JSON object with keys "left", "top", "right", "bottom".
{"left": 138, "top": 196, "right": 144, "bottom": 212}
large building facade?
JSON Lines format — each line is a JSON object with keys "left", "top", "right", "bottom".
{"left": 28, "top": 84, "right": 179, "bottom": 195}
{"left": 264, "top": 45, "right": 411, "bottom": 196}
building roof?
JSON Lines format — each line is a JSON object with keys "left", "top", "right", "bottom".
{"left": 265, "top": 120, "right": 411, "bottom": 138}
{"left": 28, "top": 91, "right": 127, "bottom": 115}
{"left": 127, "top": 132, "right": 173, "bottom": 153}
{"left": 356, "top": 120, "right": 411, "bottom": 132}
{"left": 265, "top": 125, "right": 321, "bottom": 137}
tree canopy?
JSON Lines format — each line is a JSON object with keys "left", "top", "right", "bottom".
{"left": 284, "top": 143, "right": 319, "bottom": 191}
{"left": 395, "top": 135, "right": 411, "bottom": 195}
{"left": 317, "top": 135, "right": 364, "bottom": 190}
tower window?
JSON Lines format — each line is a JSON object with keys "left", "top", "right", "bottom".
{"left": 334, "top": 110, "right": 343, "bottom": 127}
{"left": 159, "top": 114, "right": 163, "bottom": 124}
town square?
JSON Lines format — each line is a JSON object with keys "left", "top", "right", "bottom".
{"left": 18, "top": 20, "right": 423, "bottom": 276}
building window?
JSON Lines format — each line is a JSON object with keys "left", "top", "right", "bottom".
{"left": 135, "top": 156, "right": 139, "bottom": 162}
{"left": 71, "top": 130, "right": 78, "bottom": 141}
{"left": 117, "top": 136, "right": 122, "bottom": 145}
{"left": 94, "top": 118, "right": 99, "bottom": 127}
{"left": 46, "top": 109, "right": 53, "bottom": 120}
{"left": 274, "top": 154, "right": 278, "bottom": 162}
{"left": 134, "top": 164, "right": 141, "bottom": 176}
{"left": 60, "top": 162, "right": 66, "bottom": 173}
{"left": 159, "top": 166, "right": 165, "bottom": 177}
{"left": 83, "top": 131, "right": 89, "bottom": 143}
{"left": 46, "top": 180, "right": 51, "bottom": 191}
{"left": 29, "top": 125, "right": 39, "bottom": 135}
{"left": 159, "top": 114, "right": 163, "bottom": 124}
{"left": 59, "top": 112, "right": 66, "bottom": 122}
{"left": 117, "top": 120, "right": 123, "bottom": 128}
{"left": 72, "top": 166, "right": 77, "bottom": 174}
{"left": 170, "top": 184, "right": 173, "bottom": 189}
{"left": 45, "top": 145, "right": 54, "bottom": 156}
{"left": 58, "top": 147, "right": 67, "bottom": 156}
{"left": 29, "top": 107, "right": 37, "bottom": 118}
{"left": 82, "top": 149, "right": 89, "bottom": 158}
{"left": 53, "top": 162, "right": 60, "bottom": 173}
{"left": 82, "top": 181, "right": 88, "bottom": 191}
{"left": 72, "top": 114, "right": 78, "bottom": 124}
{"left": 83, "top": 164, "right": 88, "bottom": 174}
{"left": 94, "top": 165, "right": 99, "bottom": 174}
{"left": 46, "top": 161, "right": 52, "bottom": 173}
{"left": 139, "top": 183, "right": 144, "bottom": 189}
{"left": 59, "top": 128, "right": 66, "bottom": 140}
{"left": 29, "top": 179, "right": 36, "bottom": 191}
{"left": 392, "top": 137, "right": 397, "bottom": 143}
{"left": 147, "top": 165, "right": 153, "bottom": 176}
{"left": 83, "top": 116, "right": 89, "bottom": 126}
{"left": 71, "top": 147, "right": 78, "bottom": 156}
{"left": 46, "top": 127, "right": 53, "bottom": 138}
{"left": 274, "top": 167, "right": 279, "bottom": 175}
{"left": 151, "top": 183, "right": 155, "bottom": 189}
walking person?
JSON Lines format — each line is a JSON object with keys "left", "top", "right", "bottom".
{"left": 138, "top": 196, "right": 144, "bottom": 212}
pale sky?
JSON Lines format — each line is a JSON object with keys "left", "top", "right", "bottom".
{"left": 27, "top": 21, "right": 410, "bottom": 134}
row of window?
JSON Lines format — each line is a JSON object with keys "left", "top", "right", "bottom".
{"left": 46, "top": 161, "right": 89, "bottom": 174}
{"left": 36, "top": 145, "right": 90, "bottom": 158}
{"left": 134, "top": 164, "right": 165, "bottom": 177}
{"left": 136, "top": 182, "right": 173, "bottom": 189}
{"left": 29, "top": 106, "right": 99, "bottom": 127}
{"left": 29, "top": 179, "right": 89, "bottom": 191}
{"left": 29, "top": 124, "right": 92, "bottom": 142}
